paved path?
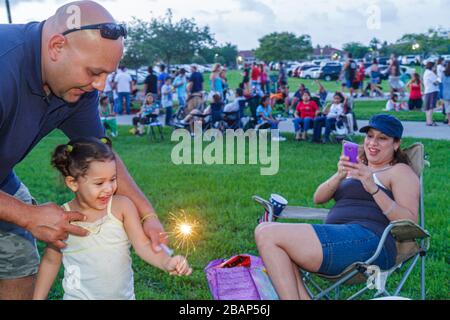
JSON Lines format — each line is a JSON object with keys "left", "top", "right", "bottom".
{"left": 116, "top": 115, "right": 449, "bottom": 141}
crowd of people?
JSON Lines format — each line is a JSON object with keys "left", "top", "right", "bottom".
{"left": 97, "top": 53, "right": 450, "bottom": 143}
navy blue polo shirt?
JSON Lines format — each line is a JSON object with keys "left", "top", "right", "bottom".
{"left": 0, "top": 21, "right": 104, "bottom": 196}
{"left": 189, "top": 71, "right": 204, "bottom": 93}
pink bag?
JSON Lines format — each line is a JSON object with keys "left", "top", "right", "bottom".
{"left": 204, "top": 254, "right": 279, "bottom": 300}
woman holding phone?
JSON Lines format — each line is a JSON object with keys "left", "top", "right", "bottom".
{"left": 255, "top": 114, "right": 420, "bottom": 300}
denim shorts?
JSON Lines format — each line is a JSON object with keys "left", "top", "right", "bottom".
{"left": 0, "top": 183, "right": 40, "bottom": 279}
{"left": 312, "top": 224, "right": 395, "bottom": 276}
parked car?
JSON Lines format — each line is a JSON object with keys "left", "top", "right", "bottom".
{"left": 422, "top": 55, "right": 439, "bottom": 66}
{"left": 401, "top": 55, "right": 421, "bottom": 65}
{"left": 319, "top": 61, "right": 342, "bottom": 68}
{"left": 318, "top": 65, "right": 342, "bottom": 81}
{"left": 377, "top": 57, "right": 390, "bottom": 65}
{"left": 288, "top": 63, "right": 316, "bottom": 77}
{"left": 287, "top": 63, "right": 303, "bottom": 77}
{"left": 300, "top": 67, "right": 321, "bottom": 79}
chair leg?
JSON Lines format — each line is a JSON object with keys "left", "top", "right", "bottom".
{"left": 393, "top": 254, "right": 420, "bottom": 297}
{"left": 421, "top": 255, "right": 426, "bottom": 300}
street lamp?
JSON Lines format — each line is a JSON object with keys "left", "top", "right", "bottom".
{"left": 5, "top": 0, "right": 12, "bottom": 23}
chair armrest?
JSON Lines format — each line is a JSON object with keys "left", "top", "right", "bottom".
{"left": 389, "top": 220, "right": 430, "bottom": 242}
{"left": 279, "top": 206, "right": 329, "bottom": 221}
{"left": 252, "top": 196, "right": 273, "bottom": 214}
{"left": 365, "top": 220, "right": 430, "bottom": 266}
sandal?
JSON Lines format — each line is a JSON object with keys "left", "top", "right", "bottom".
{"left": 426, "top": 122, "right": 438, "bottom": 127}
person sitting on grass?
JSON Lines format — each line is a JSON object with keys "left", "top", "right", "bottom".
{"left": 131, "top": 94, "right": 160, "bottom": 136}
{"left": 99, "top": 96, "right": 118, "bottom": 138}
{"left": 255, "top": 114, "right": 419, "bottom": 300}
{"left": 312, "top": 92, "right": 345, "bottom": 143}
{"left": 33, "top": 137, "right": 192, "bottom": 300}
{"left": 385, "top": 93, "right": 408, "bottom": 112}
{"left": 293, "top": 91, "right": 320, "bottom": 141}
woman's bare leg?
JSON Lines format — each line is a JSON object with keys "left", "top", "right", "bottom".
{"left": 255, "top": 223, "right": 323, "bottom": 300}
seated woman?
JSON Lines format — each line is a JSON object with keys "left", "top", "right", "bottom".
{"left": 312, "top": 92, "right": 345, "bottom": 143}
{"left": 131, "top": 93, "right": 160, "bottom": 136}
{"left": 293, "top": 91, "right": 320, "bottom": 141}
{"left": 256, "top": 95, "right": 286, "bottom": 141}
{"left": 255, "top": 114, "right": 420, "bottom": 300}
{"left": 179, "top": 94, "right": 223, "bottom": 133}
{"left": 257, "top": 95, "right": 279, "bottom": 129}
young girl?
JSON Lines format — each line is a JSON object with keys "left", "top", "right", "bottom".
{"left": 407, "top": 73, "right": 423, "bottom": 111}
{"left": 33, "top": 138, "right": 192, "bottom": 300}
{"left": 385, "top": 93, "right": 408, "bottom": 112}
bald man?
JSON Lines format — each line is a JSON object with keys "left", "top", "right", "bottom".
{"left": 0, "top": 1, "right": 167, "bottom": 299}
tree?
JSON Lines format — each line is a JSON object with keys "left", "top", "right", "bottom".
{"left": 342, "top": 42, "right": 370, "bottom": 59}
{"left": 198, "top": 43, "right": 238, "bottom": 67}
{"left": 255, "top": 32, "right": 313, "bottom": 62}
{"left": 123, "top": 10, "right": 216, "bottom": 69}
{"left": 369, "top": 37, "right": 381, "bottom": 51}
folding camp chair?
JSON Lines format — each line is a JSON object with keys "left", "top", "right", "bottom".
{"left": 253, "top": 143, "right": 430, "bottom": 300}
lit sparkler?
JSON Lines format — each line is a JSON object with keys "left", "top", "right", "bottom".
{"left": 165, "top": 210, "right": 200, "bottom": 257}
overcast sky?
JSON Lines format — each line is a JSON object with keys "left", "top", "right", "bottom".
{"left": 1, "top": 0, "right": 449, "bottom": 50}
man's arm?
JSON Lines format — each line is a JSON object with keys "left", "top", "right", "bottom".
{"left": 0, "top": 191, "right": 88, "bottom": 249}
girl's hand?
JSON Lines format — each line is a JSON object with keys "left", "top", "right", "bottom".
{"left": 340, "top": 157, "right": 378, "bottom": 194}
{"left": 164, "top": 256, "right": 193, "bottom": 276}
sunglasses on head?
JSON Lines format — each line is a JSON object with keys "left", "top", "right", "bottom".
{"left": 62, "top": 23, "right": 127, "bottom": 40}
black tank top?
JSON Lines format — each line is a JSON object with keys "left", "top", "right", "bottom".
{"left": 326, "top": 178, "right": 397, "bottom": 259}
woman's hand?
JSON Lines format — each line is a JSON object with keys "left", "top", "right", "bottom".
{"left": 340, "top": 157, "right": 379, "bottom": 194}
{"left": 337, "top": 155, "right": 350, "bottom": 180}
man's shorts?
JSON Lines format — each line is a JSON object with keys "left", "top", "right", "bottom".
{"left": 0, "top": 184, "right": 40, "bottom": 280}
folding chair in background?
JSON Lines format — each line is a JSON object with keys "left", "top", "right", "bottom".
{"left": 253, "top": 143, "right": 430, "bottom": 300}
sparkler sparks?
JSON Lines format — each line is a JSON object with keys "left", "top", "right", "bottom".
{"left": 166, "top": 210, "right": 200, "bottom": 257}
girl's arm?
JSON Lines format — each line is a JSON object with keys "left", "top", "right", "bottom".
{"left": 117, "top": 196, "right": 173, "bottom": 271}
{"left": 33, "top": 246, "right": 62, "bottom": 300}
{"left": 117, "top": 196, "right": 192, "bottom": 276}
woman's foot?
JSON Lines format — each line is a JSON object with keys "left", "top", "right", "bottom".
{"left": 426, "top": 122, "right": 438, "bottom": 127}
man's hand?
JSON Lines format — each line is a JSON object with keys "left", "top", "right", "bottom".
{"left": 142, "top": 217, "right": 168, "bottom": 253}
{"left": 24, "top": 203, "right": 89, "bottom": 249}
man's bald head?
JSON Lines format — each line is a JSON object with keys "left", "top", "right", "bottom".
{"left": 47, "top": 1, "right": 116, "bottom": 34}
{"left": 41, "top": 1, "right": 124, "bottom": 103}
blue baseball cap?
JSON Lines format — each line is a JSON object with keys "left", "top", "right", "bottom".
{"left": 359, "top": 114, "right": 404, "bottom": 139}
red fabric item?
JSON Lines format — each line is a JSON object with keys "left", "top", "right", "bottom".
{"left": 251, "top": 66, "right": 261, "bottom": 81}
{"left": 409, "top": 83, "right": 422, "bottom": 100}
{"left": 296, "top": 101, "right": 319, "bottom": 119}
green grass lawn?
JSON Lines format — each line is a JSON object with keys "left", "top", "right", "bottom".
{"left": 353, "top": 100, "right": 446, "bottom": 122}
{"left": 15, "top": 127, "right": 449, "bottom": 300}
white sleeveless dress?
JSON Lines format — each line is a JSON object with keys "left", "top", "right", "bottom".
{"left": 61, "top": 198, "right": 135, "bottom": 300}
